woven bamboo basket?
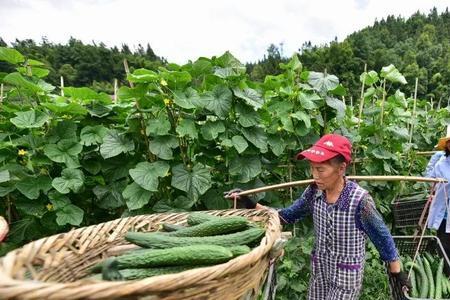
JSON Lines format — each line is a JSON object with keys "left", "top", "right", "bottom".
{"left": 0, "top": 208, "right": 282, "bottom": 300}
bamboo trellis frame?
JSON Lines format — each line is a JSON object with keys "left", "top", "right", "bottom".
{"left": 237, "top": 176, "right": 447, "bottom": 196}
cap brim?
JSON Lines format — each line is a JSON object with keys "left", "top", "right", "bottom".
{"left": 437, "top": 137, "right": 450, "bottom": 150}
{"left": 295, "top": 145, "right": 339, "bottom": 163}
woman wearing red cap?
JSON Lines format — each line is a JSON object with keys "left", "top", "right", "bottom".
{"left": 225, "top": 133, "right": 409, "bottom": 300}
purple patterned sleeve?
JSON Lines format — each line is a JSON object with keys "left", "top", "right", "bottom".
{"left": 278, "top": 185, "right": 316, "bottom": 224}
{"left": 356, "top": 195, "right": 399, "bottom": 262}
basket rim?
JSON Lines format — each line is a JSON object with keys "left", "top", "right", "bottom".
{"left": 0, "top": 208, "right": 282, "bottom": 299}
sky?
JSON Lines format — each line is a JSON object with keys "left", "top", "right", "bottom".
{"left": 0, "top": 0, "right": 449, "bottom": 64}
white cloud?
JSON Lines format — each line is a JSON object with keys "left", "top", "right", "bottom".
{"left": 0, "top": 0, "right": 448, "bottom": 64}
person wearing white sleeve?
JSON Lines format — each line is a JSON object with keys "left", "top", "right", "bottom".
{"left": 428, "top": 125, "right": 450, "bottom": 274}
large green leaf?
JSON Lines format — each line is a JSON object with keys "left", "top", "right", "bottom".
{"left": 86, "top": 102, "right": 112, "bottom": 117}
{"left": 0, "top": 47, "right": 25, "bottom": 64}
{"left": 279, "top": 54, "right": 302, "bottom": 71}
{"left": 52, "top": 168, "right": 84, "bottom": 194}
{"left": 7, "top": 217, "right": 41, "bottom": 243}
{"left": 213, "top": 52, "right": 246, "bottom": 78}
{"left": 291, "top": 111, "right": 311, "bottom": 128}
{"left": 127, "top": 69, "right": 159, "bottom": 83}
{"left": 242, "top": 127, "right": 268, "bottom": 153}
{"left": 280, "top": 114, "right": 295, "bottom": 132}
{"left": 149, "top": 136, "right": 178, "bottom": 160}
{"left": 200, "top": 121, "right": 225, "bottom": 140}
{"left": 122, "top": 182, "right": 153, "bottom": 210}
{"left": 93, "top": 180, "right": 127, "bottom": 209}
{"left": 325, "top": 97, "right": 346, "bottom": 120}
{"left": 0, "top": 170, "right": 9, "bottom": 183}
{"left": 231, "top": 135, "right": 248, "bottom": 154}
{"left": 14, "top": 198, "right": 47, "bottom": 218}
{"left": 171, "top": 163, "right": 212, "bottom": 200}
{"left": 380, "top": 64, "right": 407, "bottom": 85}
{"left": 160, "top": 70, "right": 192, "bottom": 89}
{"left": 56, "top": 204, "right": 84, "bottom": 226}
{"left": 146, "top": 117, "right": 171, "bottom": 136}
{"left": 233, "top": 87, "right": 264, "bottom": 109}
{"left": 10, "top": 110, "right": 49, "bottom": 128}
{"left": 153, "top": 195, "right": 195, "bottom": 212}
{"left": 191, "top": 58, "right": 213, "bottom": 77}
{"left": 360, "top": 70, "right": 379, "bottom": 85}
{"left": 202, "top": 85, "right": 232, "bottom": 117}
{"left": 48, "top": 191, "right": 71, "bottom": 210}
{"left": 229, "top": 157, "right": 262, "bottom": 183}
{"left": 371, "top": 148, "right": 396, "bottom": 160}
{"left": 0, "top": 185, "right": 16, "bottom": 197}
{"left": 42, "top": 102, "right": 88, "bottom": 116}
{"left": 16, "top": 176, "right": 52, "bottom": 199}
{"left": 236, "top": 103, "right": 260, "bottom": 127}
{"left": 129, "top": 161, "right": 170, "bottom": 191}
{"left": 308, "top": 72, "right": 339, "bottom": 95}
{"left": 82, "top": 159, "right": 102, "bottom": 175}
{"left": 176, "top": 119, "right": 198, "bottom": 139}
{"left": 201, "top": 189, "right": 230, "bottom": 210}
{"left": 63, "top": 87, "right": 99, "bottom": 101}
{"left": 43, "top": 139, "right": 82, "bottom": 168}
{"left": 4, "top": 73, "right": 43, "bottom": 93}
{"left": 52, "top": 120, "right": 77, "bottom": 142}
{"left": 268, "top": 135, "right": 287, "bottom": 156}
{"left": 80, "top": 125, "right": 107, "bottom": 146}
{"left": 173, "top": 88, "right": 199, "bottom": 109}
{"left": 100, "top": 130, "right": 135, "bottom": 159}
{"left": 17, "top": 66, "right": 49, "bottom": 78}
{"left": 387, "top": 126, "right": 409, "bottom": 140}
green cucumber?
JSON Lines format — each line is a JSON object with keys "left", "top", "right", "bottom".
{"left": 435, "top": 258, "right": 445, "bottom": 299}
{"left": 89, "top": 265, "right": 205, "bottom": 281}
{"left": 167, "top": 216, "right": 248, "bottom": 237}
{"left": 125, "top": 227, "right": 265, "bottom": 249}
{"left": 161, "top": 223, "right": 186, "bottom": 232}
{"left": 187, "top": 212, "right": 219, "bottom": 226}
{"left": 405, "top": 261, "right": 428, "bottom": 298}
{"left": 441, "top": 275, "right": 448, "bottom": 296}
{"left": 409, "top": 268, "right": 419, "bottom": 298}
{"left": 229, "top": 245, "right": 251, "bottom": 257}
{"left": 92, "top": 245, "right": 233, "bottom": 271}
{"left": 425, "top": 252, "right": 435, "bottom": 266}
{"left": 423, "top": 256, "right": 435, "bottom": 298}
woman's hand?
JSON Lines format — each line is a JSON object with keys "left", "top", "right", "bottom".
{"left": 223, "top": 189, "right": 257, "bottom": 209}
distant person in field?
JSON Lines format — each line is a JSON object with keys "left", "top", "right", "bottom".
{"left": 225, "top": 133, "right": 410, "bottom": 300}
{"left": 428, "top": 125, "right": 450, "bottom": 273}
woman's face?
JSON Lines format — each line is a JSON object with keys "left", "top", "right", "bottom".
{"left": 310, "top": 160, "right": 346, "bottom": 190}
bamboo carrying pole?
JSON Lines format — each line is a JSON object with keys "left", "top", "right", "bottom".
{"left": 416, "top": 151, "right": 438, "bottom": 156}
{"left": 237, "top": 176, "right": 447, "bottom": 196}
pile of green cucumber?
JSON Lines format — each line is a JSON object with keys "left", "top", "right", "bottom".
{"left": 402, "top": 253, "right": 450, "bottom": 299}
{"left": 89, "top": 213, "right": 265, "bottom": 281}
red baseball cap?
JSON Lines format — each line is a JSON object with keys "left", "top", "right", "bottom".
{"left": 296, "top": 134, "right": 352, "bottom": 163}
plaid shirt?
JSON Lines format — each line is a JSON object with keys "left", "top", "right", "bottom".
{"left": 278, "top": 180, "right": 399, "bottom": 262}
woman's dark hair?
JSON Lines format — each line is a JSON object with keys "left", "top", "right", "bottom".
{"left": 329, "top": 154, "right": 347, "bottom": 165}
{"left": 445, "top": 149, "right": 450, "bottom": 157}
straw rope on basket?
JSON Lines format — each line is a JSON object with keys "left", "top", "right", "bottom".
{"left": 0, "top": 208, "right": 282, "bottom": 300}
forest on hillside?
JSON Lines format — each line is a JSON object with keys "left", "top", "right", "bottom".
{"left": 249, "top": 7, "right": 450, "bottom": 103}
